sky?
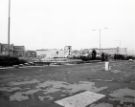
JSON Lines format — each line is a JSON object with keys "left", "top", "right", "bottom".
{"left": 0, "top": 0, "right": 135, "bottom": 51}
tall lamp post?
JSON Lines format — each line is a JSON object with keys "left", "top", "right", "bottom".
{"left": 92, "top": 27, "right": 108, "bottom": 54}
{"left": 98, "top": 29, "right": 101, "bottom": 50}
{"left": 8, "top": 0, "right": 11, "bottom": 56}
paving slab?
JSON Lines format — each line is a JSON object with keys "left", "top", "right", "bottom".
{"left": 55, "top": 91, "right": 105, "bottom": 107}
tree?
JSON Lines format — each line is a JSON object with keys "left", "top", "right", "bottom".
{"left": 91, "top": 49, "right": 97, "bottom": 60}
{"left": 101, "top": 52, "right": 105, "bottom": 61}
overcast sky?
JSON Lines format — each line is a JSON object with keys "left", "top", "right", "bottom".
{"left": 0, "top": 0, "right": 135, "bottom": 50}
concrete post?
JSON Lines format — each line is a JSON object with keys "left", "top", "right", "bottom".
{"left": 105, "top": 61, "right": 109, "bottom": 71}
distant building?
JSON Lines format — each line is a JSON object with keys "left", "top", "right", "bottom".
{"left": 13, "top": 46, "right": 25, "bottom": 57}
{"left": 0, "top": 43, "right": 25, "bottom": 57}
{"left": 71, "top": 47, "right": 128, "bottom": 58}
{"left": 36, "top": 49, "right": 65, "bottom": 61}
{"left": 64, "top": 46, "right": 72, "bottom": 57}
{"left": 72, "top": 50, "right": 81, "bottom": 57}
{"left": 80, "top": 49, "right": 90, "bottom": 56}
{"left": 25, "top": 50, "right": 37, "bottom": 58}
{"left": 94, "top": 47, "right": 127, "bottom": 56}
{"left": 0, "top": 43, "right": 14, "bottom": 56}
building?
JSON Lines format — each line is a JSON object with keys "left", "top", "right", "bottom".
{"left": 72, "top": 50, "right": 81, "bottom": 57}
{"left": 64, "top": 46, "right": 72, "bottom": 57}
{"left": 25, "top": 50, "right": 37, "bottom": 58}
{"left": 0, "top": 43, "right": 25, "bottom": 57}
{"left": 13, "top": 46, "right": 25, "bottom": 57}
{"left": 0, "top": 43, "right": 14, "bottom": 56}
{"left": 36, "top": 49, "right": 65, "bottom": 61}
{"left": 70, "top": 47, "right": 128, "bottom": 58}
{"left": 80, "top": 49, "right": 90, "bottom": 56}
{"left": 94, "top": 47, "right": 127, "bottom": 56}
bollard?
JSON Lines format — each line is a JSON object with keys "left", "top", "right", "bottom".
{"left": 105, "top": 61, "right": 109, "bottom": 71}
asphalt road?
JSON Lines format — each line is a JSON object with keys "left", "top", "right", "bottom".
{"left": 0, "top": 60, "right": 135, "bottom": 107}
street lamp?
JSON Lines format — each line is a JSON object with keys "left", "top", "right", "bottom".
{"left": 92, "top": 27, "right": 108, "bottom": 54}
{"left": 115, "top": 40, "right": 121, "bottom": 48}
{"left": 8, "top": 0, "right": 11, "bottom": 56}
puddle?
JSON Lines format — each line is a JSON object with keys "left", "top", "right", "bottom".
{"left": 43, "top": 88, "right": 61, "bottom": 94}
{"left": 9, "top": 89, "right": 41, "bottom": 101}
{"left": 92, "top": 79, "right": 113, "bottom": 82}
{"left": 111, "top": 70, "right": 121, "bottom": 73}
{"left": 24, "top": 89, "right": 41, "bottom": 95}
{"left": 36, "top": 81, "right": 69, "bottom": 89}
{"left": 110, "top": 88, "right": 135, "bottom": 97}
{"left": 10, "top": 92, "right": 29, "bottom": 101}
{"left": 45, "top": 95, "right": 54, "bottom": 100}
{"left": 38, "top": 96, "right": 45, "bottom": 101}
{"left": 9, "top": 79, "right": 40, "bottom": 86}
{"left": 110, "top": 97, "right": 135, "bottom": 104}
{"left": 110, "top": 88, "right": 135, "bottom": 104}
{"left": 0, "top": 87, "right": 21, "bottom": 92}
{"left": 37, "top": 80, "right": 107, "bottom": 95}
{"left": 38, "top": 95, "right": 54, "bottom": 101}
{"left": 49, "top": 64, "right": 61, "bottom": 66}
{"left": 60, "top": 94, "right": 66, "bottom": 97}
{"left": 90, "top": 103, "right": 113, "bottom": 107}
{"left": 65, "top": 64, "right": 76, "bottom": 65}
{"left": 65, "top": 81, "right": 107, "bottom": 94}
{"left": 9, "top": 80, "right": 107, "bottom": 102}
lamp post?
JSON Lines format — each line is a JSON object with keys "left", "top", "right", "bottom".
{"left": 8, "top": 0, "right": 11, "bottom": 56}
{"left": 99, "top": 28, "right": 101, "bottom": 50}
{"left": 116, "top": 40, "right": 121, "bottom": 48}
{"left": 92, "top": 27, "right": 108, "bottom": 54}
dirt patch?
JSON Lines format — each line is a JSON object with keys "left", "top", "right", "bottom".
{"left": 90, "top": 103, "right": 113, "bottom": 107}
{"left": 110, "top": 88, "right": 135, "bottom": 97}
{"left": 0, "top": 87, "right": 21, "bottom": 92}
{"left": 111, "top": 70, "right": 121, "bottom": 74}
{"left": 8, "top": 79, "right": 40, "bottom": 86}
{"left": 110, "top": 88, "right": 135, "bottom": 104}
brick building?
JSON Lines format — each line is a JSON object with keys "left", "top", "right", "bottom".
{"left": 0, "top": 43, "right": 25, "bottom": 57}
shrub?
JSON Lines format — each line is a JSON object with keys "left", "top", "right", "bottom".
{"left": 80, "top": 56, "right": 91, "bottom": 61}
{"left": 101, "top": 53, "right": 109, "bottom": 61}
{"left": 126, "top": 55, "right": 135, "bottom": 60}
{"left": 0, "top": 56, "right": 27, "bottom": 67}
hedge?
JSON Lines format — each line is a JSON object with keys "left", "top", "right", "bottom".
{"left": 0, "top": 56, "right": 26, "bottom": 67}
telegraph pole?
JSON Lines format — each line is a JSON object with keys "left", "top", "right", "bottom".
{"left": 8, "top": 0, "right": 11, "bottom": 56}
